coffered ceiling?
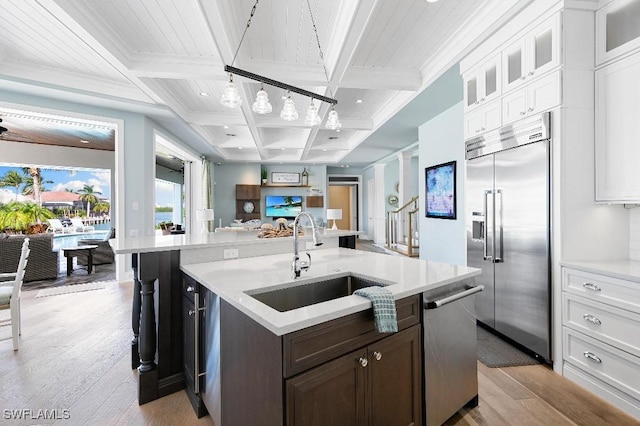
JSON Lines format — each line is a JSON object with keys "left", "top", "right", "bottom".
{"left": 0, "top": 0, "right": 529, "bottom": 167}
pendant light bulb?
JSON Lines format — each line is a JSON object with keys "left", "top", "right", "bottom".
{"left": 252, "top": 85, "right": 272, "bottom": 114}
{"left": 304, "top": 99, "right": 321, "bottom": 126}
{"left": 221, "top": 74, "right": 242, "bottom": 108}
{"left": 280, "top": 94, "right": 298, "bottom": 121}
{"left": 325, "top": 108, "right": 341, "bottom": 130}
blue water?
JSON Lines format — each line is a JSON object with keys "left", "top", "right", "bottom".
{"left": 52, "top": 222, "right": 110, "bottom": 250}
{"left": 155, "top": 211, "right": 173, "bottom": 225}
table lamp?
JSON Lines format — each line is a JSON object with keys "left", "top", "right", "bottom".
{"left": 196, "top": 208, "right": 214, "bottom": 233}
{"left": 327, "top": 209, "right": 342, "bottom": 230}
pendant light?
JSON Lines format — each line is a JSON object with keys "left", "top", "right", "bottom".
{"left": 325, "top": 108, "right": 342, "bottom": 130}
{"left": 280, "top": 93, "right": 298, "bottom": 121}
{"left": 252, "top": 85, "right": 272, "bottom": 114}
{"left": 221, "top": 74, "right": 242, "bottom": 108}
{"left": 304, "top": 99, "right": 321, "bottom": 126}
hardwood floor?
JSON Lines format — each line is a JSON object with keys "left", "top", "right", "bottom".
{"left": 0, "top": 281, "right": 637, "bottom": 425}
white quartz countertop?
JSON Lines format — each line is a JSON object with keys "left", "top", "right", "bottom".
{"left": 560, "top": 259, "right": 640, "bottom": 283}
{"left": 110, "top": 229, "right": 359, "bottom": 254}
{"left": 181, "top": 248, "right": 481, "bottom": 336}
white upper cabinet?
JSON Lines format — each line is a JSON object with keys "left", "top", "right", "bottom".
{"left": 595, "top": 53, "right": 640, "bottom": 202}
{"left": 464, "top": 100, "right": 501, "bottom": 140}
{"left": 502, "top": 70, "right": 561, "bottom": 125}
{"left": 463, "top": 55, "right": 501, "bottom": 112}
{"left": 502, "top": 14, "right": 560, "bottom": 93}
{"left": 596, "top": 0, "right": 640, "bottom": 66}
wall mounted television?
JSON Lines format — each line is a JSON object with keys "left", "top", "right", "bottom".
{"left": 265, "top": 195, "right": 303, "bottom": 218}
{"left": 425, "top": 160, "right": 456, "bottom": 219}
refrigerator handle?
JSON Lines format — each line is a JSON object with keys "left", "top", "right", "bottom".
{"left": 483, "top": 190, "right": 493, "bottom": 261}
{"left": 494, "top": 189, "right": 504, "bottom": 263}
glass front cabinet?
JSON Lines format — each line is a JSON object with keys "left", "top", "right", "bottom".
{"left": 596, "top": 0, "right": 640, "bottom": 66}
{"left": 463, "top": 55, "right": 501, "bottom": 112}
{"left": 502, "top": 14, "right": 560, "bottom": 93}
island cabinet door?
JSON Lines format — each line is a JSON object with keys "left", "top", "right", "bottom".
{"left": 286, "top": 347, "right": 368, "bottom": 426}
{"left": 367, "top": 325, "right": 422, "bottom": 426}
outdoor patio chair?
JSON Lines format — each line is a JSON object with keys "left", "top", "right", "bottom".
{"left": 0, "top": 238, "right": 30, "bottom": 350}
{"left": 70, "top": 218, "right": 95, "bottom": 232}
{"left": 48, "top": 218, "right": 74, "bottom": 234}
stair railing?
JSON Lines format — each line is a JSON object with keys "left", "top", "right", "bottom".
{"left": 386, "top": 196, "right": 419, "bottom": 256}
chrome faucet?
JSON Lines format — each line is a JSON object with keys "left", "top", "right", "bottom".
{"left": 292, "top": 212, "right": 323, "bottom": 279}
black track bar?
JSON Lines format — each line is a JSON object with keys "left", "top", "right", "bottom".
{"left": 224, "top": 65, "right": 338, "bottom": 105}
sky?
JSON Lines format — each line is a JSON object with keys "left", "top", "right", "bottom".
{"left": 0, "top": 164, "right": 176, "bottom": 207}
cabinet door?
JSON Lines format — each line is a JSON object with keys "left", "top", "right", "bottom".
{"left": 183, "top": 295, "right": 196, "bottom": 390}
{"left": 503, "top": 38, "right": 527, "bottom": 93}
{"left": 596, "top": 0, "right": 640, "bottom": 66}
{"left": 595, "top": 53, "right": 640, "bottom": 202}
{"left": 502, "top": 89, "right": 527, "bottom": 124}
{"left": 464, "top": 55, "right": 501, "bottom": 112}
{"left": 286, "top": 348, "right": 367, "bottom": 426}
{"left": 464, "top": 100, "right": 501, "bottom": 139}
{"left": 503, "top": 14, "right": 559, "bottom": 93}
{"left": 527, "top": 70, "right": 561, "bottom": 115}
{"left": 368, "top": 326, "right": 422, "bottom": 426}
{"left": 464, "top": 72, "right": 480, "bottom": 110}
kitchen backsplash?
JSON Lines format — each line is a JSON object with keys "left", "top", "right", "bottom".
{"left": 631, "top": 208, "right": 640, "bottom": 260}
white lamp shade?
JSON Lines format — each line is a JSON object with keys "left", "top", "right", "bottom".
{"left": 326, "top": 209, "right": 342, "bottom": 220}
{"left": 327, "top": 208, "right": 342, "bottom": 230}
{"left": 196, "top": 209, "right": 214, "bottom": 222}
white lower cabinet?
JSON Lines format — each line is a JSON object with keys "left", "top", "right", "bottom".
{"left": 562, "top": 266, "right": 640, "bottom": 420}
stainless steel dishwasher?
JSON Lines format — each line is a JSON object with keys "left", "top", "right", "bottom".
{"left": 423, "top": 278, "right": 484, "bottom": 425}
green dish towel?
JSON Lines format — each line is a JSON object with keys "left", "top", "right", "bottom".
{"left": 353, "top": 286, "right": 398, "bottom": 333}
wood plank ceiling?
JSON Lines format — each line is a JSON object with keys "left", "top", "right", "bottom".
{"left": 0, "top": 0, "right": 526, "bottom": 166}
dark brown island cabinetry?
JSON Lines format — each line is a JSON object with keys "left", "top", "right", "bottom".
{"left": 182, "top": 274, "right": 423, "bottom": 426}
{"left": 286, "top": 325, "right": 421, "bottom": 426}
{"left": 182, "top": 275, "right": 208, "bottom": 418}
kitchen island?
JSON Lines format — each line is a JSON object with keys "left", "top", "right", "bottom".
{"left": 181, "top": 248, "right": 481, "bottom": 425}
{"left": 110, "top": 229, "right": 359, "bottom": 405}
{"left": 111, "top": 232, "right": 481, "bottom": 424}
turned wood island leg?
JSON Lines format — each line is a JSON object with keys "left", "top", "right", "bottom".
{"left": 133, "top": 251, "right": 185, "bottom": 406}
{"left": 138, "top": 277, "right": 159, "bottom": 404}
{"left": 131, "top": 255, "right": 141, "bottom": 369}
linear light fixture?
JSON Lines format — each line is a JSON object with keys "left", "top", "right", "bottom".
{"left": 224, "top": 65, "right": 337, "bottom": 106}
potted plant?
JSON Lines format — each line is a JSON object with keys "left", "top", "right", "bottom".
{"left": 261, "top": 166, "right": 268, "bottom": 186}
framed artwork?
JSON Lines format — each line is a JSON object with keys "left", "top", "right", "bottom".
{"left": 271, "top": 172, "right": 300, "bottom": 184}
{"left": 425, "top": 161, "right": 456, "bottom": 219}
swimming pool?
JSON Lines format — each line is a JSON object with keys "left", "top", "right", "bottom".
{"left": 52, "top": 223, "right": 110, "bottom": 251}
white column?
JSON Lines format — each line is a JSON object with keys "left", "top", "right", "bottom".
{"left": 397, "top": 151, "right": 414, "bottom": 206}
{"left": 373, "top": 163, "right": 386, "bottom": 246}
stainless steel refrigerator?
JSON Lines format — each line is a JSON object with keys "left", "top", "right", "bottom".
{"left": 465, "top": 112, "right": 551, "bottom": 362}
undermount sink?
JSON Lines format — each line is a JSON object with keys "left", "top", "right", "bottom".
{"left": 246, "top": 273, "right": 393, "bottom": 312}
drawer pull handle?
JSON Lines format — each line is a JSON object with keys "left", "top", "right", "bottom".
{"left": 582, "top": 282, "right": 601, "bottom": 292}
{"left": 358, "top": 357, "right": 368, "bottom": 368}
{"left": 583, "top": 314, "right": 602, "bottom": 325}
{"left": 374, "top": 351, "right": 383, "bottom": 361}
{"left": 583, "top": 351, "right": 602, "bottom": 364}
{"left": 186, "top": 286, "right": 195, "bottom": 292}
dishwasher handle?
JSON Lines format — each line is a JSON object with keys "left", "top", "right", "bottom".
{"left": 424, "top": 285, "right": 485, "bottom": 309}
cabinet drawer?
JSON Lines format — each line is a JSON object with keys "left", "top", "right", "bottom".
{"left": 563, "top": 327, "right": 640, "bottom": 401}
{"left": 563, "top": 293, "right": 640, "bottom": 357}
{"left": 562, "top": 268, "right": 640, "bottom": 313}
{"left": 283, "top": 295, "right": 420, "bottom": 377}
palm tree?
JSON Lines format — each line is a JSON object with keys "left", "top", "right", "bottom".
{"left": 21, "top": 167, "right": 50, "bottom": 206}
{"left": 0, "top": 201, "right": 54, "bottom": 232}
{"left": 77, "top": 184, "right": 102, "bottom": 217}
{"left": 0, "top": 170, "right": 25, "bottom": 201}
{"left": 93, "top": 201, "right": 110, "bottom": 215}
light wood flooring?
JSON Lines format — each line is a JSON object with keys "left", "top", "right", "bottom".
{"left": 1, "top": 281, "right": 638, "bottom": 425}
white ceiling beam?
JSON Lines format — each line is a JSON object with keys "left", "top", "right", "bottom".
{"left": 129, "top": 53, "right": 226, "bottom": 80}
{"left": 184, "top": 112, "right": 247, "bottom": 127}
{"left": 198, "top": 0, "right": 266, "bottom": 158}
{"left": 301, "top": 0, "right": 380, "bottom": 160}
{"left": 252, "top": 117, "right": 373, "bottom": 130}
{"left": 340, "top": 66, "right": 421, "bottom": 91}
{"left": 38, "top": 0, "right": 166, "bottom": 105}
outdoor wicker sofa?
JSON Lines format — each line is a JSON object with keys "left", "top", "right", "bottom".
{"left": 0, "top": 233, "right": 59, "bottom": 282}
{"left": 77, "top": 228, "right": 116, "bottom": 266}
